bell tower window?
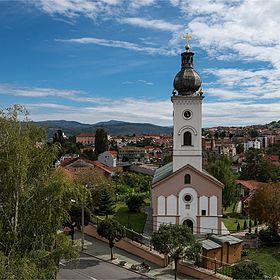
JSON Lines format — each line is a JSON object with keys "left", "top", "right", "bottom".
{"left": 185, "top": 174, "right": 191, "bottom": 184}
{"left": 183, "top": 131, "right": 192, "bottom": 146}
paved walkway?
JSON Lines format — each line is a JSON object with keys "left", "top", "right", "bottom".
{"left": 72, "top": 231, "right": 197, "bottom": 280}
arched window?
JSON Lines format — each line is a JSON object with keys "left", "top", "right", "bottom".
{"left": 185, "top": 174, "right": 191, "bottom": 184}
{"left": 183, "top": 131, "right": 192, "bottom": 146}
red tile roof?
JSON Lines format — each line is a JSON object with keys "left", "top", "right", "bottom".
{"left": 76, "top": 132, "right": 96, "bottom": 137}
{"left": 236, "top": 180, "right": 263, "bottom": 190}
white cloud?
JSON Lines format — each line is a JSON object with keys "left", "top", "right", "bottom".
{"left": 122, "top": 80, "right": 154, "bottom": 86}
{"left": 31, "top": 0, "right": 156, "bottom": 20}
{"left": 0, "top": 84, "right": 81, "bottom": 98}
{"left": 56, "top": 37, "right": 178, "bottom": 56}
{"left": 120, "top": 17, "right": 182, "bottom": 32}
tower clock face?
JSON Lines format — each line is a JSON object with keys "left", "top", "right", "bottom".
{"left": 183, "top": 110, "right": 192, "bottom": 119}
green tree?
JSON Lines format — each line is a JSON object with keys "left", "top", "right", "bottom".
{"left": 249, "top": 129, "right": 259, "bottom": 138}
{"left": 249, "top": 182, "right": 280, "bottom": 233}
{"left": 97, "top": 219, "right": 125, "bottom": 260}
{"left": 241, "top": 148, "right": 280, "bottom": 182}
{"left": 243, "top": 220, "right": 247, "bottom": 230}
{"left": 96, "top": 188, "right": 115, "bottom": 216}
{"left": 151, "top": 224, "right": 201, "bottom": 280}
{"left": 232, "top": 261, "right": 265, "bottom": 279}
{"left": 237, "top": 222, "right": 240, "bottom": 231}
{"left": 95, "top": 128, "right": 109, "bottom": 156}
{"left": 0, "top": 105, "right": 80, "bottom": 278}
{"left": 206, "top": 156, "right": 238, "bottom": 209}
{"left": 126, "top": 193, "right": 145, "bottom": 212}
{"left": 236, "top": 143, "right": 244, "bottom": 154}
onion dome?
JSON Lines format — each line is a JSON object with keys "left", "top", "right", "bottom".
{"left": 173, "top": 34, "right": 201, "bottom": 96}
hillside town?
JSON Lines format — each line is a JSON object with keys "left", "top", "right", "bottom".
{"left": 1, "top": 1, "right": 280, "bottom": 279}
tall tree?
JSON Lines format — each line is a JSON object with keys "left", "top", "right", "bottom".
{"left": 249, "top": 182, "right": 280, "bottom": 233}
{"left": 0, "top": 105, "right": 80, "bottom": 278}
{"left": 206, "top": 156, "right": 238, "bottom": 209}
{"left": 97, "top": 219, "right": 125, "bottom": 260}
{"left": 151, "top": 224, "right": 201, "bottom": 280}
{"left": 95, "top": 128, "right": 108, "bottom": 156}
{"left": 241, "top": 148, "right": 280, "bottom": 182}
{"left": 96, "top": 188, "right": 115, "bottom": 216}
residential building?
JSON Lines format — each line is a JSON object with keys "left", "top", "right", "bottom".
{"left": 76, "top": 132, "right": 96, "bottom": 145}
{"left": 98, "top": 151, "right": 117, "bottom": 168}
{"left": 243, "top": 139, "right": 261, "bottom": 151}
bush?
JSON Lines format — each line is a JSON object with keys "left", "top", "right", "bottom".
{"left": 241, "top": 249, "right": 249, "bottom": 257}
{"left": 126, "top": 194, "right": 145, "bottom": 213}
{"left": 258, "top": 228, "right": 280, "bottom": 245}
{"left": 232, "top": 261, "right": 265, "bottom": 279}
{"left": 237, "top": 222, "right": 240, "bottom": 231}
{"left": 243, "top": 220, "right": 247, "bottom": 230}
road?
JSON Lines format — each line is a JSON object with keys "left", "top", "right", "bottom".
{"left": 57, "top": 253, "right": 151, "bottom": 280}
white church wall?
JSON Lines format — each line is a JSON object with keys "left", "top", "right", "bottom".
{"left": 199, "top": 195, "right": 208, "bottom": 216}
{"left": 157, "top": 196, "right": 165, "bottom": 215}
{"left": 210, "top": 195, "right": 218, "bottom": 216}
{"left": 157, "top": 216, "right": 176, "bottom": 230}
{"left": 178, "top": 187, "right": 198, "bottom": 230}
{"left": 200, "top": 217, "right": 218, "bottom": 234}
{"left": 166, "top": 195, "right": 177, "bottom": 215}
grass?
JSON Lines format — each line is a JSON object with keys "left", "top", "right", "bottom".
{"left": 94, "top": 202, "right": 147, "bottom": 234}
{"left": 245, "top": 246, "right": 280, "bottom": 277}
{"left": 223, "top": 217, "right": 253, "bottom": 233}
{"left": 114, "top": 203, "right": 147, "bottom": 233}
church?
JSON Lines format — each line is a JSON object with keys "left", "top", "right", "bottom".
{"left": 151, "top": 35, "right": 224, "bottom": 235}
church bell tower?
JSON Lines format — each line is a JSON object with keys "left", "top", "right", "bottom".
{"left": 172, "top": 34, "right": 204, "bottom": 172}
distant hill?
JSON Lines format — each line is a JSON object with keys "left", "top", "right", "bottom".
{"left": 34, "top": 120, "right": 173, "bottom": 137}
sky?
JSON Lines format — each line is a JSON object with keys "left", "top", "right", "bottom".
{"left": 1, "top": 0, "right": 280, "bottom": 127}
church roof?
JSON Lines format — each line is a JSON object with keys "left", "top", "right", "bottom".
{"left": 152, "top": 162, "right": 173, "bottom": 184}
{"left": 152, "top": 162, "right": 224, "bottom": 188}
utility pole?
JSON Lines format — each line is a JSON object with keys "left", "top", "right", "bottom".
{"left": 81, "top": 185, "right": 86, "bottom": 251}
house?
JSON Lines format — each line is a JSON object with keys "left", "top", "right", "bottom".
{"left": 98, "top": 151, "right": 117, "bottom": 168}
{"left": 151, "top": 40, "right": 224, "bottom": 235}
{"left": 61, "top": 157, "right": 112, "bottom": 179}
{"left": 243, "top": 139, "right": 261, "bottom": 151}
{"left": 76, "top": 132, "right": 96, "bottom": 145}
{"left": 119, "top": 146, "right": 148, "bottom": 162}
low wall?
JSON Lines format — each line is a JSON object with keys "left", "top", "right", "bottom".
{"left": 83, "top": 223, "right": 167, "bottom": 267}
{"left": 178, "top": 262, "right": 232, "bottom": 280}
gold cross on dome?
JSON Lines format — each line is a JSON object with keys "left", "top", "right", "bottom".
{"left": 183, "top": 32, "right": 192, "bottom": 50}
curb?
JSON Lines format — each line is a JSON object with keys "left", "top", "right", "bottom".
{"left": 82, "top": 250, "right": 157, "bottom": 279}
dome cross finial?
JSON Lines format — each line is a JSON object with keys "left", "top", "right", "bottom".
{"left": 183, "top": 32, "right": 192, "bottom": 51}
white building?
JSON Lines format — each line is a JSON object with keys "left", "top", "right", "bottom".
{"left": 151, "top": 41, "right": 224, "bottom": 235}
{"left": 98, "top": 151, "right": 117, "bottom": 168}
{"left": 243, "top": 139, "right": 261, "bottom": 151}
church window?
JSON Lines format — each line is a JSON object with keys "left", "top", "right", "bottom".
{"left": 185, "top": 204, "right": 190, "bottom": 209}
{"left": 184, "top": 174, "right": 191, "bottom": 184}
{"left": 183, "top": 131, "right": 192, "bottom": 146}
{"left": 201, "top": 210, "right": 206, "bottom": 216}
{"left": 184, "top": 194, "right": 192, "bottom": 202}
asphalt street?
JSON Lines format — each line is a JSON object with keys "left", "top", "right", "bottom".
{"left": 57, "top": 253, "right": 151, "bottom": 280}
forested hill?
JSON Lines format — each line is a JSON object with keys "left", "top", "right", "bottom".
{"left": 34, "top": 120, "right": 173, "bottom": 137}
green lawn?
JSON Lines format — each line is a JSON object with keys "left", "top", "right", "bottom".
{"left": 245, "top": 246, "right": 280, "bottom": 277}
{"left": 94, "top": 202, "right": 147, "bottom": 234}
{"left": 223, "top": 217, "right": 253, "bottom": 233}
{"left": 113, "top": 203, "right": 147, "bottom": 233}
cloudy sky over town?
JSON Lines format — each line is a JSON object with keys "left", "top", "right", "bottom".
{"left": 1, "top": 0, "right": 280, "bottom": 127}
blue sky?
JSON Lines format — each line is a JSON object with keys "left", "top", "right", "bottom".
{"left": 1, "top": 0, "right": 280, "bottom": 127}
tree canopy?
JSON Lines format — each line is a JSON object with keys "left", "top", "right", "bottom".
{"left": 97, "top": 218, "right": 125, "bottom": 260}
{"left": 249, "top": 182, "right": 280, "bottom": 233}
{"left": 206, "top": 156, "right": 238, "bottom": 209}
{"left": 95, "top": 128, "right": 109, "bottom": 156}
{"left": 151, "top": 224, "right": 201, "bottom": 280}
{"left": 0, "top": 105, "right": 81, "bottom": 278}
{"left": 241, "top": 148, "right": 280, "bottom": 182}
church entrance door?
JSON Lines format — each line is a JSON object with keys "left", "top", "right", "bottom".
{"left": 183, "top": 219, "right": 193, "bottom": 232}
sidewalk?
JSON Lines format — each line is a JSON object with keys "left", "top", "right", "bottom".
{"left": 73, "top": 231, "right": 197, "bottom": 280}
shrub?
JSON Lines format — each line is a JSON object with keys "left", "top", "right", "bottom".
{"left": 241, "top": 249, "right": 249, "bottom": 257}
{"left": 126, "top": 193, "right": 145, "bottom": 213}
{"left": 232, "top": 261, "right": 265, "bottom": 279}
{"left": 237, "top": 222, "right": 240, "bottom": 231}
{"left": 243, "top": 220, "right": 247, "bottom": 230}
{"left": 258, "top": 228, "right": 280, "bottom": 245}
